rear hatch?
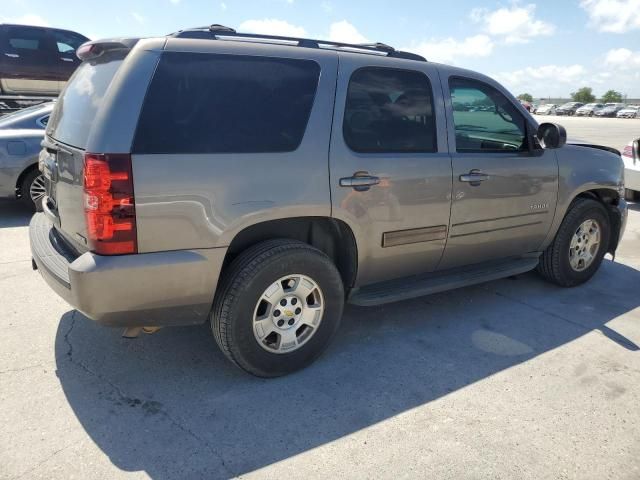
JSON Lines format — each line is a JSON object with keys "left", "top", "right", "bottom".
{"left": 42, "top": 48, "right": 127, "bottom": 253}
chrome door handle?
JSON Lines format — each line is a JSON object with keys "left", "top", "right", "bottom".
{"left": 459, "top": 170, "right": 489, "bottom": 186}
{"left": 339, "top": 173, "right": 380, "bottom": 191}
{"left": 4, "top": 53, "right": 19, "bottom": 58}
{"left": 60, "top": 57, "right": 74, "bottom": 62}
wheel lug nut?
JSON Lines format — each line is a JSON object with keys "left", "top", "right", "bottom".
{"left": 291, "top": 298, "right": 297, "bottom": 305}
{"left": 288, "top": 318, "right": 295, "bottom": 326}
{"left": 295, "top": 307, "right": 301, "bottom": 314}
{"left": 274, "top": 309, "right": 281, "bottom": 317}
{"left": 280, "top": 299, "right": 287, "bottom": 306}
{"left": 277, "top": 319, "right": 285, "bottom": 327}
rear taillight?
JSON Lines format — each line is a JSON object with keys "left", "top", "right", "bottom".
{"left": 622, "top": 146, "right": 633, "bottom": 158}
{"left": 83, "top": 153, "right": 137, "bottom": 255}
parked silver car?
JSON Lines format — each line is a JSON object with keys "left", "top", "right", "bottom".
{"left": 536, "top": 103, "right": 557, "bottom": 115}
{"left": 31, "top": 26, "right": 627, "bottom": 377}
{"left": 0, "top": 101, "right": 54, "bottom": 209}
{"left": 575, "top": 103, "right": 604, "bottom": 116}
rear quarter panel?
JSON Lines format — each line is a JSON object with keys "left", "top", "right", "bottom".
{"left": 132, "top": 41, "right": 339, "bottom": 252}
{"left": 0, "top": 130, "right": 42, "bottom": 197}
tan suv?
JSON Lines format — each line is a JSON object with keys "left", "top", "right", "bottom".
{"left": 31, "top": 25, "right": 627, "bottom": 377}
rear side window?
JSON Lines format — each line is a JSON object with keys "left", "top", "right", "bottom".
{"left": 47, "top": 51, "right": 125, "bottom": 148}
{"left": 133, "top": 52, "right": 321, "bottom": 154}
{"left": 343, "top": 67, "right": 436, "bottom": 153}
{"left": 5, "top": 26, "right": 48, "bottom": 51}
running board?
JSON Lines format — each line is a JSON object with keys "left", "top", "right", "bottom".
{"left": 348, "top": 255, "right": 540, "bottom": 307}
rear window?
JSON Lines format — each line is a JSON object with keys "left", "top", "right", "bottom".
{"left": 133, "top": 52, "right": 321, "bottom": 154}
{"left": 47, "top": 52, "right": 124, "bottom": 148}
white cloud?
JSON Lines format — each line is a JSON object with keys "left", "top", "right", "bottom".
{"left": 131, "top": 12, "right": 146, "bottom": 24}
{"left": 327, "top": 20, "right": 368, "bottom": 43}
{"left": 580, "top": 0, "right": 640, "bottom": 33}
{"left": 470, "top": 4, "right": 555, "bottom": 44}
{"left": 403, "top": 35, "right": 494, "bottom": 64}
{"left": 220, "top": 2, "right": 227, "bottom": 11}
{"left": 321, "top": 1, "right": 333, "bottom": 13}
{"left": 493, "top": 64, "right": 587, "bottom": 96}
{"left": 0, "top": 13, "right": 49, "bottom": 26}
{"left": 238, "top": 18, "right": 307, "bottom": 37}
{"left": 169, "top": 0, "right": 181, "bottom": 4}
{"left": 605, "top": 48, "right": 640, "bottom": 67}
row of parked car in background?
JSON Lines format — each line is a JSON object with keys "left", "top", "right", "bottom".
{"left": 532, "top": 102, "right": 640, "bottom": 118}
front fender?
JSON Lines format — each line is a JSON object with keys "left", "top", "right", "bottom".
{"left": 540, "top": 144, "right": 625, "bottom": 251}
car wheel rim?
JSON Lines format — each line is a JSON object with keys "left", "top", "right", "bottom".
{"left": 29, "top": 174, "right": 46, "bottom": 204}
{"left": 253, "top": 274, "right": 324, "bottom": 354}
{"left": 569, "top": 219, "right": 601, "bottom": 272}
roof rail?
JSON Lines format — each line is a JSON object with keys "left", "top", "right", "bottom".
{"left": 169, "top": 24, "right": 426, "bottom": 62}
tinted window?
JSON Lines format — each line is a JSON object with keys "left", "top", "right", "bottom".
{"left": 343, "top": 67, "right": 436, "bottom": 153}
{"left": 5, "top": 26, "right": 48, "bottom": 51}
{"left": 47, "top": 51, "right": 124, "bottom": 148}
{"left": 450, "top": 78, "right": 527, "bottom": 153}
{"left": 133, "top": 52, "right": 321, "bottom": 154}
{"left": 52, "top": 30, "right": 87, "bottom": 54}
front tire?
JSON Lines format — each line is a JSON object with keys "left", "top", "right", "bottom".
{"left": 537, "top": 198, "right": 610, "bottom": 287}
{"left": 211, "top": 239, "right": 344, "bottom": 377}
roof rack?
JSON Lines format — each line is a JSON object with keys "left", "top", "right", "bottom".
{"left": 169, "top": 24, "right": 426, "bottom": 62}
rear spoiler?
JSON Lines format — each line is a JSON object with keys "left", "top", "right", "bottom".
{"left": 76, "top": 38, "right": 140, "bottom": 61}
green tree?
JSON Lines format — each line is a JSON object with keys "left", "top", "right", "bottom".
{"left": 517, "top": 93, "right": 533, "bottom": 102}
{"left": 601, "top": 89, "right": 623, "bottom": 103}
{"left": 570, "top": 87, "right": 595, "bottom": 103}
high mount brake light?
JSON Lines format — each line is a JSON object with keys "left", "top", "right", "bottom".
{"left": 83, "top": 153, "right": 137, "bottom": 255}
{"left": 622, "top": 146, "right": 633, "bottom": 158}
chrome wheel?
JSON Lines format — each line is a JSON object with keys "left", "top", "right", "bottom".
{"left": 253, "top": 274, "right": 324, "bottom": 354}
{"left": 569, "top": 219, "right": 601, "bottom": 272}
{"left": 29, "top": 174, "right": 46, "bottom": 204}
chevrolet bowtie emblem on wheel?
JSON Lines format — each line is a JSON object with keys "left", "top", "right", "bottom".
{"left": 284, "top": 310, "right": 294, "bottom": 317}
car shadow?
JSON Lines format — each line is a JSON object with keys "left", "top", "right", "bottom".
{"left": 0, "top": 199, "right": 32, "bottom": 228}
{"left": 54, "top": 258, "right": 640, "bottom": 479}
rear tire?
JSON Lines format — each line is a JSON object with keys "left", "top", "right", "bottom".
{"left": 537, "top": 198, "right": 610, "bottom": 287}
{"left": 19, "top": 169, "right": 45, "bottom": 212}
{"left": 211, "top": 239, "right": 344, "bottom": 377}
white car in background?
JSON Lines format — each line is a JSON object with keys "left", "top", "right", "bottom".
{"left": 622, "top": 139, "right": 640, "bottom": 200}
{"left": 536, "top": 104, "right": 557, "bottom": 115}
{"left": 617, "top": 106, "right": 639, "bottom": 119}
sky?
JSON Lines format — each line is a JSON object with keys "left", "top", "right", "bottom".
{"left": 2, "top": 0, "right": 640, "bottom": 98}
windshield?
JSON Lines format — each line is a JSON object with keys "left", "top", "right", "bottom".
{"left": 47, "top": 52, "right": 124, "bottom": 148}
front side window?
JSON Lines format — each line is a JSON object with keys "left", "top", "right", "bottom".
{"left": 343, "top": 67, "right": 436, "bottom": 153}
{"left": 133, "top": 53, "right": 321, "bottom": 154}
{"left": 52, "top": 30, "right": 87, "bottom": 54}
{"left": 450, "top": 78, "right": 527, "bottom": 153}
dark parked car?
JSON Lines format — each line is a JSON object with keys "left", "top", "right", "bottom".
{"left": 0, "top": 24, "right": 88, "bottom": 112}
{"left": 555, "top": 102, "right": 584, "bottom": 116}
{"left": 0, "top": 101, "right": 53, "bottom": 209}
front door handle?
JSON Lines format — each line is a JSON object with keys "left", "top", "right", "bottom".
{"left": 4, "top": 53, "right": 19, "bottom": 58}
{"left": 459, "top": 170, "right": 489, "bottom": 186}
{"left": 339, "top": 172, "right": 380, "bottom": 191}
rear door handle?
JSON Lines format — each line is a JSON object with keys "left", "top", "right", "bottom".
{"left": 4, "top": 53, "right": 19, "bottom": 58}
{"left": 459, "top": 170, "right": 489, "bottom": 186}
{"left": 60, "top": 57, "right": 73, "bottom": 62}
{"left": 339, "top": 173, "right": 380, "bottom": 191}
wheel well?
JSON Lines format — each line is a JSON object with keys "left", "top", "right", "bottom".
{"left": 223, "top": 217, "right": 358, "bottom": 290}
{"left": 575, "top": 188, "right": 622, "bottom": 254}
{"left": 15, "top": 163, "right": 39, "bottom": 198}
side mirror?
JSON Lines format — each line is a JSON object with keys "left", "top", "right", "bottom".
{"left": 537, "top": 122, "right": 567, "bottom": 149}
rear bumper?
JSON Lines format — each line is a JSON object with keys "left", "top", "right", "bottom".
{"left": 30, "top": 213, "right": 226, "bottom": 327}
